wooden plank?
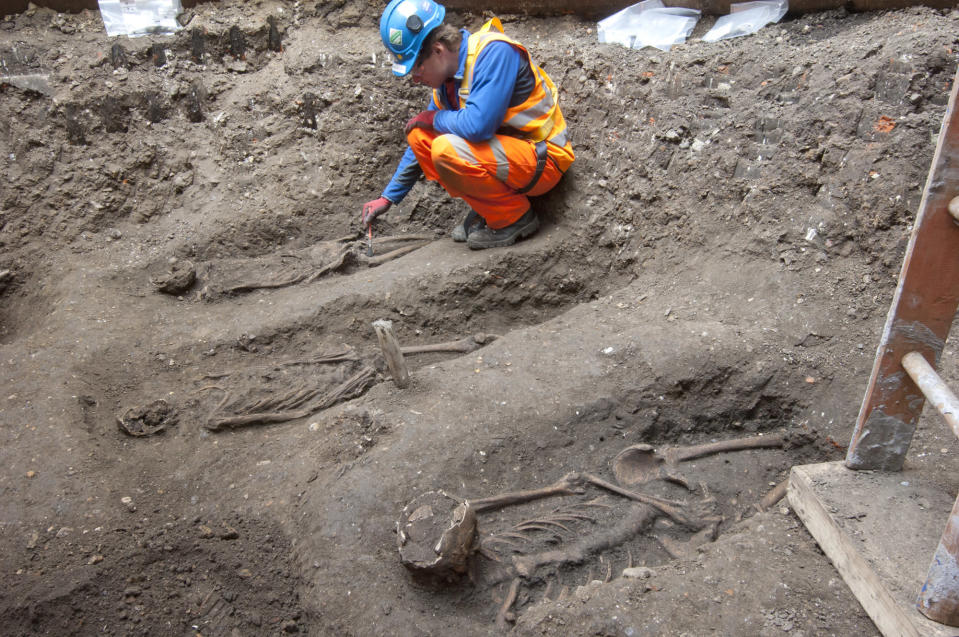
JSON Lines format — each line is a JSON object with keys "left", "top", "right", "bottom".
{"left": 789, "top": 465, "right": 921, "bottom": 637}
{"left": 373, "top": 319, "right": 410, "bottom": 389}
{"left": 788, "top": 462, "right": 955, "bottom": 637}
{"left": 846, "top": 65, "right": 959, "bottom": 470}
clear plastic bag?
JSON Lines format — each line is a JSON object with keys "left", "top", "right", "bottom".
{"left": 98, "top": 0, "right": 183, "bottom": 37}
{"left": 701, "top": 0, "right": 788, "bottom": 42}
{"left": 598, "top": 0, "right": 701, "bottom": 52}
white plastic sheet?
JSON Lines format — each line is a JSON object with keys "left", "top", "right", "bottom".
{"left": 598, "top": 0, "right": 701, "bottom": 52}
{"left": 701, "top": 0, "right": 788, "bottom": 42}
{"left": 98, "top": 0, "right": 183, "bottom": 37}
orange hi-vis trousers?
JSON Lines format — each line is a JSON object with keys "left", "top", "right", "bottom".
{"left": 407, "top": 128, "right": 570, "bottom": 230}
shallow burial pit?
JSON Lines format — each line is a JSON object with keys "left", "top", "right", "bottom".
{"left": 165, "top": 225, "right": 623, "bottom": 334}
{"left": 104, "top": 230, "right": 629, "bottom": 436}
{"left": 389, "top": 365, "right": 836, "bottom": 628}
{"left": 40, "top": 213, "right": 628, "bottom": 448}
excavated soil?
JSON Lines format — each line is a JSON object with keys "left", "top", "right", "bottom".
{"left": 2, "top": 1, "right": 959, "bottom": 635}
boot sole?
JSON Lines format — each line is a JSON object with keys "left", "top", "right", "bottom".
{"left": 467, "top": 216, "right": 540, "bottom": 250}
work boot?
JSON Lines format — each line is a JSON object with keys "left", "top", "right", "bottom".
{"left": 466, "top": 209, "right": 540, "bottom": 250}
{"left": 451, "top": 210, "right": 485, "bottom": 242}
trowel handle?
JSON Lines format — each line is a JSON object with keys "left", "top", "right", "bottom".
{"left": 668, "top": 433, "right": 785, "bottom": 463}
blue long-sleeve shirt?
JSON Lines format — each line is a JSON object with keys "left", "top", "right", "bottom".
{"left": 381, "top": 29, "right": 533, "bottom": 204}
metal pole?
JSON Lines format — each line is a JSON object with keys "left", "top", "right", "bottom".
{"left": 918, "top": 494, "right": 959, "bottom": 626}
{"left": 904, "top": 351, "right": 959, "bottom": 626}
{"left": 902, "top": 351, "right": 959, "bottom": 438}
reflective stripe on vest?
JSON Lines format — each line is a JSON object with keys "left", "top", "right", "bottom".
{"left": 455, "top": 18, "right": 569, "bottom": 149}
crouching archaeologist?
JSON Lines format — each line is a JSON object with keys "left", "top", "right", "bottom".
{"left": 361, "top": 0, "right": 575, "bottom": 250}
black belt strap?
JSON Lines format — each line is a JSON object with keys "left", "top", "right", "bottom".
{"left": 515, "top": 140, "right": 549, "bottom": 195}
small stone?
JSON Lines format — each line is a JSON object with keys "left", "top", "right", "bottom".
{"left": 151, "top": 260, "right": 196, "bottom": 295}
{"left": 219, "top": 525, "right": 239, "bottom": 540}
{"left": 88, "top": 554, "right": 104, "bottom": 565}
{"left": 56, "top": 527, "right": 73, "bottom": 538}
{"left": 237, "top": 568, "right": 252, "bottom": 578}
{"left": 198, "top": 525, "right": 214, "bottom": 538}
{"left": 25, "top": 470, "right": 36, "bottom": 478}
{"left": 622, "top": 566, "right": 653, "bottom": 579}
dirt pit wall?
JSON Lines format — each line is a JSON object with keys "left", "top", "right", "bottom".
{"left": 6, "top": 0, "right": 958, "bottom": 17}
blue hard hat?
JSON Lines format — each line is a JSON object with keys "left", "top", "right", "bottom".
{"left": 380, "top": 0, "right": 446, "bottom": 77}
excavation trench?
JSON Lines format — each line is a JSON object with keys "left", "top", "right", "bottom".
{"left": 2, "top": 2, "right": 956, "bottom": 635}
{"left": 288, "top": 299, "right": 823, "bottom": 633}
{"left": 55, "top": 227, "right": 623, "bottom": 444}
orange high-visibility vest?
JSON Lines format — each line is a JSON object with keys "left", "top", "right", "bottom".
{"left": 433, "top": 18, "right": 573, "bottom": 171}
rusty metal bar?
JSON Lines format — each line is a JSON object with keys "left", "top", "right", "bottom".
{"left": 903, "top": 349, "right": 959, "bottom": 625}
{"left": 901, "top": 351, "right": 959, "bottom": 438}
{"left": 845, "top": 65, "right": 959, "bottom": 471}
{"left": 918, "top": 494, "right": 959, "bottom": 626}
{"left": 903, "top": 350, "right": 959, "bottom": 626}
